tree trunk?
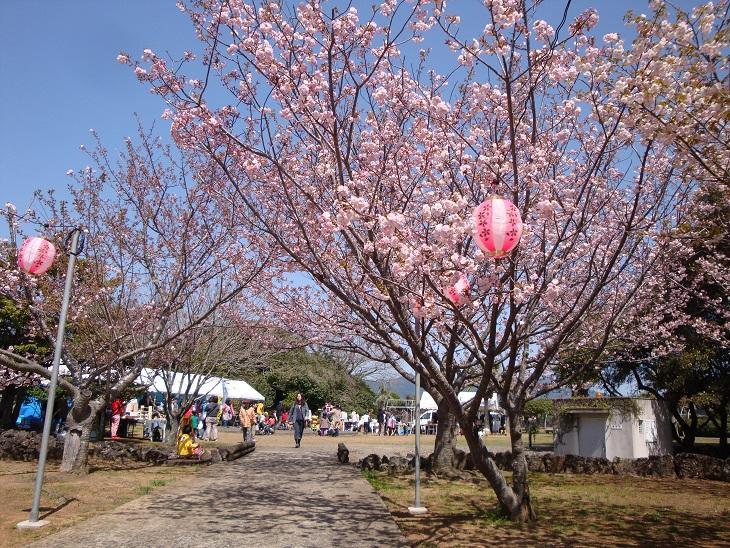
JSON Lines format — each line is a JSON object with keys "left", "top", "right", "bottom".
{"left": 11, "top": 389, "right": 26, "bottom": 427}
{"left": 0, "top": 386, "right": 19, "bottom": 429}
{"left": 460, "top": 415, "right": 535, "bottom": 522}
{"left": 669, "top": 400, "right": 696, "bottom": 450}
{"left": 679, "top": 402, "right": 698, "bottom": 451}
{"left": 719, "top": 400, "right": 728, "bottom": 448}
{"left": 166, "top": 416, "right": 180, "bottom": 444}
{"left": 164, "top": 393, "right": 187, "bottom": 446}
{"left": 507, "top": 412, "right": 536, "bottom": 522}
{"left": 432, "top": 397, "right": 459, "bottom": 472}
{"left": 59, "top": 391, "right": 101, "bottom": 474}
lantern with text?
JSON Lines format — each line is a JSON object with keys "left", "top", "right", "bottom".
{"left": 473, "top": 197, "right": 523, "bottom": 258}
{"left": 445, "top": 274, "right": 470, "bottom": 305}
{"left": 17, "top": 237, "right": 56, "bottom": 275}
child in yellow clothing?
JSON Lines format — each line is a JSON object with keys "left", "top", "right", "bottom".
{"left": 177, "top": 424, "right": 201, "bottom": 458}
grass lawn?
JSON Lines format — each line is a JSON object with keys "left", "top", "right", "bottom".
{"left": 364, "top": 469, "right": 730, "bottom": 547}
{"left": 0, "top": 458, "right": 198, "bottom": 547}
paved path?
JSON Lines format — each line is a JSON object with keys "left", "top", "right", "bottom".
{"left": 30, "top": 441, "right": 407, "bottom": 548}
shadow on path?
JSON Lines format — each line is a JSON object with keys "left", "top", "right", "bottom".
{"left": 30, "top": 445, "right": 407, "bottom": 548}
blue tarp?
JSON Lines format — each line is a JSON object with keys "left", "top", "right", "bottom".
{"left": 16, "top": 396, "right": 43, "bottom": 429}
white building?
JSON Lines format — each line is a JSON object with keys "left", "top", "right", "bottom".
{"left": 554, "top": 397, "right": 673, "bottom": 459}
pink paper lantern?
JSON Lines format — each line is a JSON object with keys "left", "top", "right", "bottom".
{"left": 17, "top": 237, "right": 57, "bottom": 275}
{"left": 473, "top": 196, "right": 523, "bottom": 258}
{"left": 446, "top": 274, "right": 470, "bottom": 305}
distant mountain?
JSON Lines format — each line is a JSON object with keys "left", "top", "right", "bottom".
{"left": 366, "top": 377, "right": 416, "bottom": 399}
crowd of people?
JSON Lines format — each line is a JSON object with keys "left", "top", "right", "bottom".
{"left": 109, "top": 392, "right": 435, "bottom": 458}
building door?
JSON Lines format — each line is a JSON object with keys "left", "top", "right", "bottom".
{"left": 578, "top": 416, "right": 607, "bottom": 458}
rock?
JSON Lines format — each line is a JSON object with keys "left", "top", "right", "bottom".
{"left": 652, "top": 455, "right": 676, "bottom": 478}
{"left": 563, "top": 454, "right": 588, "bottom": 474}
{"left": 337, "top": 443, "right": 349, "bottom": 464}
{"left": 597, "top": 457, "right": 615, "bottom": 475}
{"left": 634, "top": 457, "right": 652, "bottom": 476}
{"left": 526, "top": 453, "right": 546, "bottom": 473}
{"left": 407, "top": 454, "right": 430, "bottom": 473}
{"left": 145, "top": 448, "right": 171, "bottom": 464}
{"left": 386, "top": 456, "right": 411, "bottom": 475}
{"left": 441, "top": 469, "right": 471, "bottom": 481}
{"left": 165, "top": 456, "right": 205, "bottom": 466}
{"left": 492, "top": 451, "right": 513, "bottom": 470}
{"left": 543, "top": 453, "right": 565, "bottom": 473}
{"left": 675, "top": 453, "right": 728, "bottom": 481}
{"left": 360, "top": 453, "right": 381, "bottom": 471}
{"left": 453, "top": 449, "right": 468, "bottom": 470}
{"left": 198, "top": 449, "right": 214, "bottom": 463}
{"left": 612, "top": 457, "right": 637, "bottom": 476}
{"left": 0, "top": 429, "right": 63, "bottom": 462}
{"left": 674, "top": 453, "right": 704, "bottom": 479}
{"left": 209, "top": 448, "right": 223, "bottom": 464}
{"left": 222, "top": 441, "right": 256, "bottom": 461}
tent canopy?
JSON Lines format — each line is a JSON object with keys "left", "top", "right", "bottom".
{"left": 139, "top": 368, "right": 265, "bottom": 402}
{"left": 419, "top": 390, "right": 500, "bottom": 411}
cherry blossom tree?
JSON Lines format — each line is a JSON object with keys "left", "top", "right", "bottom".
{"left": 608, "top": 0, "right": 728, "bottom": 188}
{"left": 150, "top": 304, "right": 302, "bottom": 439}
{"left": 126, "top": 0, "right": 703, "bottom": 520}
{"left": 0, "top": 128, "right": 277, "bottom": 473}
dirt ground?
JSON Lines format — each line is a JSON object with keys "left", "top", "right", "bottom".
{"left": 1, "top": 429, "right": 452, "bottom": 546}
{"left": 8, "top": 429, "right": 716, "bottom": 547}
{"left": 213, "top": 426, "right": 550, "bottom": 461}
{"left": 1, "top": 458, "right": 197, "bottom": 547}
{"left": 364, "top": 470, "right": 730, "bottom": 547}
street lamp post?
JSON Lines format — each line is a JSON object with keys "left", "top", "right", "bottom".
{"left": 408, "top": 371, "right": 428, "bottom": 515}
{"left": 17, "top": 228, "right": 83, "bottom": 529}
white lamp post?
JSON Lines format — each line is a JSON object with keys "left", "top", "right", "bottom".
{"left": 408, "top": 371, "right": 428, "bottom": 515}
{"left": 17, "top": 228, "right": 83, "bottom": 529}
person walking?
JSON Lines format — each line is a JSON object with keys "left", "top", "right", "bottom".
{"left": 288, "top": 393, "right": 310, "bottom": 448}
{"left": 239, "top": 401, "right": 256, "bottom": 442}
{"left": 377, "top": 408, "right": 385, "bottom": 436}
{"left": 203, "top": 396, "right": 220, "bottom": 441}
{"left": 110, "top": 398, "right": 124, "bottom": 439}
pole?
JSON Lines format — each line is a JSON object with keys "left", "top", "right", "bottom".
{"left": 408, "top": 371, "right": 427, "bottom": 515}
{"left": 20, "top": 229, "right": 81, "bottom": 528}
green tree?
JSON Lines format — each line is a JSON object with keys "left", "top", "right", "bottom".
{"left": 247, "top": 349, "right": 376, "bottom": 413}
{"left": 0, "top": 295, "right": 51, "bottom": 428}
{"left": 603, "top": 188, "right": 729, "bottom": 449}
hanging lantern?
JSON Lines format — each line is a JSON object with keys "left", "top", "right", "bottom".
{"left": 445, "top": 274, "right": 470, "bottom": 305}
{"left": 17, "top": 237, "right": 56, "bottom": 275}
{"left": 473, "top": 196, "right": 523, "bottom": 258}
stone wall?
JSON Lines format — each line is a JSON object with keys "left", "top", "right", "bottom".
{"left": 352, "top": 445, "right": 730, "bottom": 483}
{"left": 0, "top": 429, "right": 63, "bottom": 461}
{"left": 0, "top": 429, "right": 255, "bottom": 465}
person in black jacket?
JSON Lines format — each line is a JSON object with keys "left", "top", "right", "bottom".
{"left": 203, "top": 396, "right": 220, "bottom": 441}
{"left": 287, "top": 393, "right": 310, "bottom": 448}
{"left": 377, "top": 408, "right": 386, "bottom": 436}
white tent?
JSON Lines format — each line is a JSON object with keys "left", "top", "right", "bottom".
{"left": 419, "top": 390, "right": 500, "bottom": 411}
{"left": 139, "top": 368, "right": 265, "bottom": 402}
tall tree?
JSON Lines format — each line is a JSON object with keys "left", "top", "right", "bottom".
{"left": 126, "top": 0, "right": 706, "bottom": 520}
{"left": 0, "top": 128, "right": 277, "bottom": 472}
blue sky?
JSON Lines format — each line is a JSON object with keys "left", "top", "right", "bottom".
{"left": 0, "top": 0, "right": 700, "bottom": 237}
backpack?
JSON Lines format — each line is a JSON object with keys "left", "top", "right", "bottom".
{"left": 152, "top": 425, "right": 162, "bottom": 442}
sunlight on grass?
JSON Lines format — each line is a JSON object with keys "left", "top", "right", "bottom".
{"left": 362, "top": 470, "right": 403, "bottom": 492}
{"left": 365, "top": 470, "right": 730, "bottom": 545}
{"left": 135, "top": 485, "right": 153, "bottom": 495}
